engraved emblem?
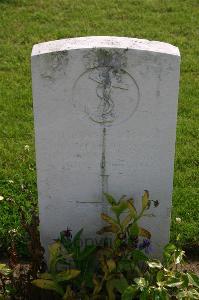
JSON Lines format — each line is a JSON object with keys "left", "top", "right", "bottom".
{"left": 72, "top": 49, "right": 140, "bottom": 126}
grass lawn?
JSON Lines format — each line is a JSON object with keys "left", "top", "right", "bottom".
{"left": 0, "top": 0, "right": 198, "bottom": 255}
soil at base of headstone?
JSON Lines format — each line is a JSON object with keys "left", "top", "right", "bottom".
{"left": 179, "top": 246, "right": 199, "bottom": 275}
{"left": 179, "top": 260, "right": 199, "bottom": 275}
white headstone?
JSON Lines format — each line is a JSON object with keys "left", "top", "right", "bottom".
{"left": 31, "top": 36, "right": 180, "bottom": 256}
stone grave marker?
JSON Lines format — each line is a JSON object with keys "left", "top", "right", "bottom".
{"left": 31, "top": 36, "right": 180, "bottom": 256}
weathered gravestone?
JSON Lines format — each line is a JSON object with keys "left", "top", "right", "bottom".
{"left": 31, "top": 36, "right": 180, "bottom": 256}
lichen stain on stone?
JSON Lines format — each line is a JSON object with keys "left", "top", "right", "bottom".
{"left": 83, "top": 48, "right": 128, "bottom": 70}
{"left": 40, "top": 50, "right": 69, "bottom": 82}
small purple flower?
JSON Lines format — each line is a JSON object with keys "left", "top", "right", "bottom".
{"left": 63, "top": 227, "right": 72, "bottom": 240}
{"left": 138, "top": 239, "right": 152, "bottom": 254}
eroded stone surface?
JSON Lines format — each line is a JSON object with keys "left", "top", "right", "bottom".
{"left": 31, "top": 36, "right": 180, "bottom": 256}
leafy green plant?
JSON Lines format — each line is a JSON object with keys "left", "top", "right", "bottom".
{"left": 122, "top": 243, "right": 199, "bottom": 300}
{"left": 32, "top": 228, "right": 98, "bottom": 299}
{"left": 91, "top": 191, "right": 152, "bottom": 299}
{"left": 15, "top": 191, "right": 199, "bottom": 300}
{"left": 97, "top": 191, "right": 151, "bottom": 246}
{"left": 32, "top": 191, "right": 154, "bottom": 299}
{"left": 32, "top": 241, "right": 81, "bottom": 298}
{"left": 59, "top": 228, "right": 96, "bottom": 288}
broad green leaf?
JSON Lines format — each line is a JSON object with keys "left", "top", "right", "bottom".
{"left": 72, "top": 228, "right": 83, "bottom": 260}
{"left": 122, "top": 214, "right": 132, "bottom": 227}
{"left": 114, "top": 238, "right": 123, "bottom": 249}
{"left": 56, "top": 269, "right": 80, "bottom": 282}
{"left": 106, "top": 279, "right": 116, "bottom": 300}
{"left": 163, "top": 243, "right": 176, "bottom": 265}
{"left": 98, "top": 256, "right": 109, "bottom": 275}
{"left": 104, "top": 193, "right": 117, "bottom": 206}
{"left": 0, "top": 263, "right": 12, "bottom": 276}
{"left": 129, "top": 223, "right": 139, "bottom": 237}
{"left": 153, "top": 289, "right": 169, "bottom": 300}
{"left": 49, "top": 241, "right": 61, "bottom": 272}
{"left": 147, "top": 260, "right": 163, "bottom": 269}
{"left": 112, "top": 200, "right": 128, "bottom": 217}
{"left": 111, "top": 277, "right": 129, "bottom": 293}
{"left": 142, "top": 190, "right": 149, "bottom": 210}
{"left": 140, "top": 289, "right": 149, "bottom": 300}
{"left": 163, "top": 243, "right": 176, "bottom": 256}
{"left": 5, "top": 283, "right": 15, "bottom": 295}
{"left": 93, "top": 274, "right": 102, "bottom": 295}
{"left": 177, "top": 288, "right": 199, "bottom": 299}
{"left": 107, "top": 259, "right": 116, "bottom": 273}
{"left": 177, "top": 290, "right": 187, "bottom": 298}
{"left": 101, "top": 213, "right": 117, "bottom": 225}
{"left": 131, "top": 249, "right": 148, "bottom": 262}
{"left": 166, "top": 277, "right": 184, "bottom": 287}
{"left": 156, "top": 270, "right": 164, "bottom": 283}
{"left": 79, "top": 245, "right": 96, "bottom": 261}
{"left": 187, "top": 289, "right": 199, "bottom": 299}
{"left": 97, "top": 247, "right": 113, "bottom": 257}
{"left": 97, "top": 224, "right": 119, "bottom": 234}
{"left": 106, "top": 275, "right": 128, "bottom": 299}
{"left": 49, "top": 241, "right": 61, "bottom": 258}
{"left": 181, "top": 273, "right": 189, "bottom": 288}
{"left": 39, "top": 272, "right": 53, "bottom": 280}
{"left": 73, "top": 228, "right": 83, "bottom": 247}
{"left": 32, "top": 279, "right": 64, "bottom": 296}
{"left": 134, "top": 277, "right": 147, "bottom": 288}
{"left": 118, "top": 259, "right": 132, "bottom": 272}
{"left": 127, "top": 200, "right": 137, "bottom": 218}
{"left": 175, "top": 250, "right": 185, "bottom": 264}
{"left": 139, "top": 227, "right": 151, "bottom": 239}
{"left": 122, "top": 285, "right": 138, "bottom": 300}
{"left": 187, "top": 272, "right": 199, "bottom": 288}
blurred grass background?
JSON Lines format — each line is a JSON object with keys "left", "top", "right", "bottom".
{"left": 0, "top": 0, "right": 198, "bottom": 254}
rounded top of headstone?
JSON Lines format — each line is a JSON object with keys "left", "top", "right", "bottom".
{"left": 32, "top": 36, "right": 180, "bottom": 57}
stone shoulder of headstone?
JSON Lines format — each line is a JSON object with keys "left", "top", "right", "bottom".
{"left": 32, "top": 36, "right": 180, "bottom": 56}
